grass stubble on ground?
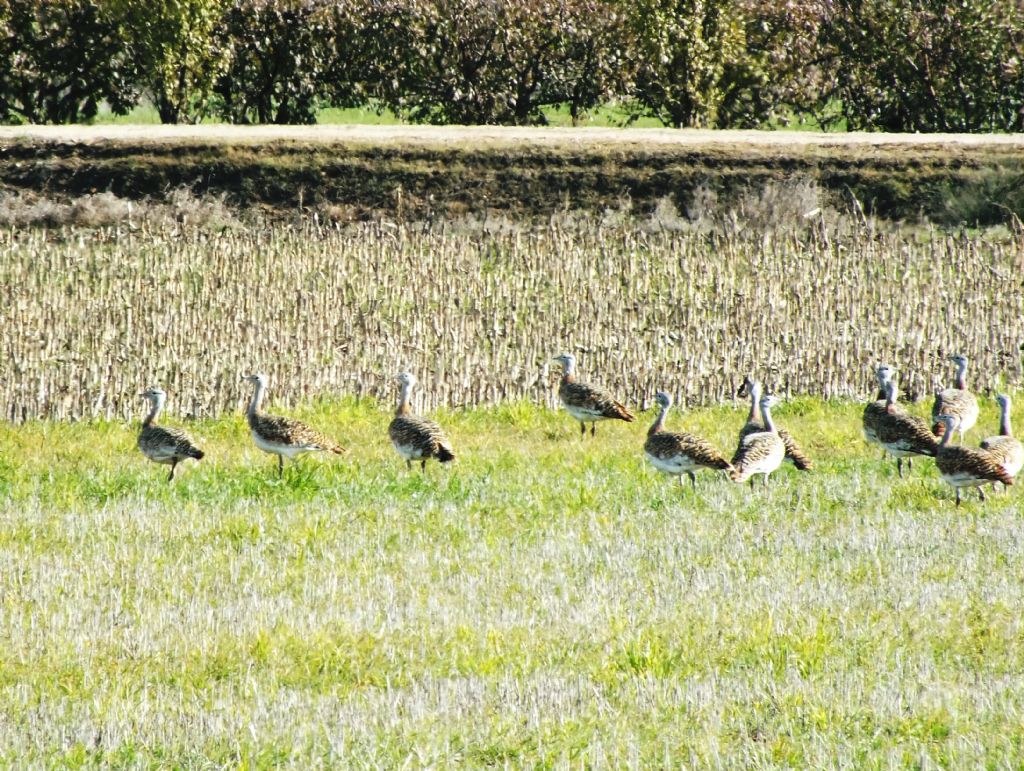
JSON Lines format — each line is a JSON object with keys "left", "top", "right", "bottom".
{"left": 0, "top": 398, "right": 1022, "bottom": 767}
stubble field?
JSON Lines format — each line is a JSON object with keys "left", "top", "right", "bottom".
{"left": 1, "top": 197, "right": 1023, "bottom": 767}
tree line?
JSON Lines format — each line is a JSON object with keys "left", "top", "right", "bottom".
{"left": 2, "top": 0, "right": 1022, "bottom": 132}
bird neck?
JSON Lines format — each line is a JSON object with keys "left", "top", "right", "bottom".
{"left": 761, "top": 404, "right": 776, "bottom": 433}
{"left": 396, "top": 382, "right": 412, "bottom": 416}
{"left": 1000, "top": 402, "right": 1013, "bottom": 437}
{"left": 247, "top": 381, "right": 265, "bottom": 419}
{"left": 884, "top": 381, "right": 898, "bottom": 413}
{"left": 143, "top": 398, "right": 162, "bottom": 428}
{"left": 939, "top": 423, "right": 955, "bottom": 447}
{"left": 648, "top": 404, "right": 668, "bottom": 437}
{"left": 954, "top": 360, "right": 968, "bottom": 390}
{"left": 747, "top": 386, "right": 763, "bottom": 424}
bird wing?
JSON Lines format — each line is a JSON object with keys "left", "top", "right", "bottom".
{"left": 937, "top": 446, "right": 1014, "bottom": 485}
{"left": 731, "top": 431, "right": 784, "bottom": 471}
{"left": 777, "top": 428, "right": 813, "bottom": 470}
{"left": 877, "top": 411, "right": 938, "bottom": 456}
{"left": 389, "top": 414, "right": 453, "bottom": 457}
{"left": 559, "top": 381, "right": 634, "bottom": 421}
{"left": 253, "top": 414, "right": 345, "bottom": 453}
{"left": 139, "top": 425, "right": 203, "bottom": 458}
{"left": 980, "top": 436, "right": 1024, "bottom": 471}
{"left": 645, "top": 431, "right": 730, "bottom": 469}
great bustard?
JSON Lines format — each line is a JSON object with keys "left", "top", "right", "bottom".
{"left": 389, "top": 371, "right": 455, "bottom": 471}
{"left": 979, "top": 394, "right": 1023, "bottom": 485}
{"left": 931, "top": 353, "right": 979, "bottom": 442}
{"left": 862, "top": 364, "right": 894, "bottom": 451}
{"left": 644, "top": 391, "right": 731, "bottom": 488}
{"left": 553, "top": 353, "right": 634, "bottom": 437}
{"left": 242, "top": 373, "right": 345, "bottom": 476}
{"left": 137, "top": 386, "right": 204, "bottom": 481}
{"left": 738, "top": 377, "right": 812, "bottom": 470}
{"left": 730, "top": 394, "right": 786, "bottom": 486}
{"left": 935, "top": 414, "right": 1013, "bottom": 505}
{"left": 873, "top": 375, "right": 939, "bottom": 477}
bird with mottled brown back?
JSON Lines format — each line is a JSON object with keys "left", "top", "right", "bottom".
{"left": 137, "top": 386, "right": 204, "bottom": 481}
{"left": 389, "top": 371, "right": 455, "bottom": 471}
{"left": 644, "top": 391, "right": 731, "bottom": 489}
{"left": 874, "top": 376, "right": 938, "bottom": 477}
{"left": 243, "top": 373, "right": 345, "bottom": 476}
{"left": 932, "top": 353, "right": 979, "bottom": 442}
{"left": 862, "top": 364, "right": 895, "bottom": 450}
{"left": 730, "top": 394, "right": 786, "bottom": 486}
{"left": 738, "top": 377, "right": 812, "bottom": 471}
{"left": 553, "top": 353, "right": 634, "bottom": 438}
{"left": 935, "top": 414, "right": 1013, "bottom": 505}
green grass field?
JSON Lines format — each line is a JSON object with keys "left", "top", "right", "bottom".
{"left": 1, "top": 397, "right": 1021, "bottom": 767}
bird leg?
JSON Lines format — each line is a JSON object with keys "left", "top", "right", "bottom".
{"left": 955, "top": 488, "right": 962, "bottom": 507}
{"left": 590, "top": 423, "right": 596, "bottom": 437}
{"left": 907, "top": 458, "right": 913, "bottom": 471}
{"left": 978, "top": 487, "right": 986, "bottom": 502}
{"left": 167, "top": 461, "right": 177, "bottom": 482}
{"left": 406, "top": 459, "right": 412, "bottom": 471}
{"left": 421, "top": 459, "right": 427, "bottom": 472}
{"left": 278, "top": 455, "right": 284, "bottom": 477}
{"left": 580, "top": 422, "right": 586, "bottom": 439}
{"left": 749, "top": 478, "right": 755, "bottom": 490}
{"left": 897, "top": 458, "right": 904, "bottom": 478}
{"left": 688, "top": 471, "right": 697, "bottom": 489}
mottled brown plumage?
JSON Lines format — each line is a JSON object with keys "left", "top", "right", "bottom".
{"left": 870, "top": 375, "right": 938, "bottom": 477}
{"left": 554, "top": 353, "right": 634, "bottom": 437}
{"left": 644, "top": 391, "right": 730, "bottom": 488}
{"left": 137, "top": 387, "right": 204, "bottom": 481}
{"left": 935, "top": 414, "right": 1013, "bottom": 505}
{"left": 862, "top": 364, "right": 894, "bottom": 449}
{"left": 979, "top": 394, "right": 1023, "bottom": 483}
{"left": 931, "top": 354, "right": 979, "bottom": 441}
{"left": 243, "top": 373, "right": 345, "bottom": 476}
{"left": 730, "top": 394, "right": 786, "bottom": 486}
{"left": 389, "top": 372, "right": 455, "bottom": 470}
{"left": 738, "top": 377, "right": 812, "bottom": 470}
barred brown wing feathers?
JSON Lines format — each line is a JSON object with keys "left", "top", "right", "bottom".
{"left": 389, "top": 414, "right": 455, "bottom": 462}
{"left": 645, "top": 431, "right": 729, "bottom": 470}
{"left": 560, "top": 381, "right": 634, "bottom": 422}
{"left": 937, "top": 445, "right": 1014, "bottom": 486}
{"left": 877, "top": 410, "right": 938, "bottom": 457}
{"left": 252, "top": 413, "right": 344, "bottom": 453}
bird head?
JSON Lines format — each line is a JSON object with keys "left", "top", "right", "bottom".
{"left": 552, "top": 353, "right": 576, "bottom": 373}
{"left": 396, "top": 371, "right": 417, "bottom": 389}
{"left": 654, "top": 390, "right": 673, "bottom": 410}
{"left": 242, "top": 373, "right": 269, "bottom": 388}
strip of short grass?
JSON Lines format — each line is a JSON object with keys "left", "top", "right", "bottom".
{"left": 0, "top": 398, "right": 1021, "bottom": 766}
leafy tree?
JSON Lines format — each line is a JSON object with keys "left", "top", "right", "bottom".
{"left": 0, "top": 0, "right": 136, "bottom": 124}
{"left": 114, "top": 0, "right": 230, "bottom": 123}
{"left": 820, "top": 0, "right": 1024, "bottom": 132}
{"left": 214, "top": 0, "right": 332, "bottom": 124}
{"left": 625, "top": 0, "right": 749, "bottom": 127}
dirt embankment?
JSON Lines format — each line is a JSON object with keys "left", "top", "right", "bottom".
{"left": 1, "top": 126, "right": 1023, "bottom": 223}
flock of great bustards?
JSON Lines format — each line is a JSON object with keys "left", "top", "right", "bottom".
{"left": 136, "top": 353, "right": 1021, "bottom": 506}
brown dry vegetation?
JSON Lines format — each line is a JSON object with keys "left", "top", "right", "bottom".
{"left": 2, "top": 200, "right": 1022, "bottom": 423}
{"left": 2, "top": 126, "right": 1024, "bottom": 223}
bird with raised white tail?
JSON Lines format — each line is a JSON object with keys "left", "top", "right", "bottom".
{"left": 389, "top": 371, "right": 455, "bottom": 471}
{"left": 644, "top": 391, "right": 731, "bottom": 488}
{"left": 730, "top": 394, "right": 786, "bottom": 486}
{"left": 137, "top": 386, "right": 204, "bottom": 481}
{"left": 932, "top": 353, "right": 979, "bottom": 442}
{"left": 242, "top": 373, "right": 345, "bottom": 476}
{"left": 979, "top": 393, "right": 1023, "bottom": 485}
{"left": 553, "top": 353, "right": 634, "bottom": 438}
{"left": 935, "top": 413, "right": 1013, "bottom": 505}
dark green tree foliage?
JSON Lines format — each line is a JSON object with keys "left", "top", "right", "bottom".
{"left": 214, "top": 0, "right": 331, "bottom": 124}
{"left": 626, "top": 0, "right": 748, "bottom": 127}
{"left": 0, "top": 0, "right": 135, "bottom": 123}
{"left": 821, "top": 0, "right": 1024, "bottom": 132}
{"left": 116, "top": 0, "right": 230, "bottom": 124}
